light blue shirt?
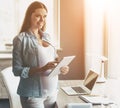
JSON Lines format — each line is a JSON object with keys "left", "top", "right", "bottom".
{"left": 12, "top": 31, "right": 57, "bottom": 97}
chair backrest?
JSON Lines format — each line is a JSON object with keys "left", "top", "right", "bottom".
{"left": 0, "top": 67, "right": 22, "bottom": 108}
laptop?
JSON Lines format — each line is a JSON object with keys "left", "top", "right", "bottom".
{"left": 61, "top": 70, "right": 99, "bottom": 95}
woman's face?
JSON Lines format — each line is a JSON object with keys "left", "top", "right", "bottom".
{"left": 30, "top": 8, "right": 47, "bottom": 29}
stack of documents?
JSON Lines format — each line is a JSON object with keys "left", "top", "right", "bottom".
{"left": 79, "top": 95, "right": 114, "bottom": 105}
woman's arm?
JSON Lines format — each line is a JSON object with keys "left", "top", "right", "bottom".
{"left": 12, "top": 36, "right": 29, "bottom": 78}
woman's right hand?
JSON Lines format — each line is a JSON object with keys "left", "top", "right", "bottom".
{"left": 37, "top": 61, "right": 59, "bottom": 76}
{"left": 29, "top": 61, "right": 59, "bottom": 76}
{"left": 42, "top": 61, "right": 59, "bottom": 71}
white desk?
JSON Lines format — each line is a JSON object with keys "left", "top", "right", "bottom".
{"left": 57, "top": 80, "right": 120, "bottom": 108}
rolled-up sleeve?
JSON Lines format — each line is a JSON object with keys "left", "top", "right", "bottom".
{"left": 21, "top": 67, "right": 30, "bottom": 78}
{"left": 12, "top": 36, "right": 30, "bottom": 78}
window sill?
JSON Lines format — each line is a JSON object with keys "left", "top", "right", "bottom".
{"left": 0, "top": 44, "right": 12, "bottom": 53}
{"left": 0, "top": 53, "right": 12, "bottom": 59}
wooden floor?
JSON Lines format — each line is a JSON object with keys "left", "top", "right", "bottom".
{"left": 0, "top": 99, "right": 10, "bottom": 108}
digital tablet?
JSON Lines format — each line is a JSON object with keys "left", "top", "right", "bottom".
{"left": 48, "top": 56, "right": 76, "bottom": 77}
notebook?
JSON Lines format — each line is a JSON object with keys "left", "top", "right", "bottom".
{"left": 61, "top": 70, "right": 99, "bottom": 95}
{"left": 79, "top": 95, "right": 114, "bottom": 105}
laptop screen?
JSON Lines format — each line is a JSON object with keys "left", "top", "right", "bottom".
{"left": 83, "top": 70, "right": 99, "bottom": 90}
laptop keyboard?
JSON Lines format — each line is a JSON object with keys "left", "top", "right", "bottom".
{"left": 72, "top": 87, "right": 86, "bottom": 93}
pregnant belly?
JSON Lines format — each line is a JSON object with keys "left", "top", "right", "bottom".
{"left": 40, "top": 75, "right": 58, "bottom": 95}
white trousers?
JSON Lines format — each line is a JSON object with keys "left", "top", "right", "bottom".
{"left": 20, "top": 91, "right": 58, "bottom": 108}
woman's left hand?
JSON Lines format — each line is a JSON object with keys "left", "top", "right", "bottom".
{"left": 60, "top": 66, "right": 69, "bottom": 75}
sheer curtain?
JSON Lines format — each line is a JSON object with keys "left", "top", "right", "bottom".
{"left": 84, "top": 0, "right": 120, "bottom": 79}
{"left": 84, "top": 0, "right": 105, "bottom": 75}
{"left": 107, "top": 0, "right": 120, "bottom": 79}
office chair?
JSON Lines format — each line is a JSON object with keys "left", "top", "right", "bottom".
{"left": 0, "top": 67, "right": 22, "bottom": 108}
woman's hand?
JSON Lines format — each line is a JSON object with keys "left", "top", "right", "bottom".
{"left": 29, "top": 61, "right": 59, "bottom": 76}
{"left": 60, "top": 66, "right": 69, "bottom": 75}
{"left": 42, "top": 61, "right": 59, "bottom": 71}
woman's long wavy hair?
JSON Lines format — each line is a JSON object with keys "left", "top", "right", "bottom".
{"left": 19, "top": 1, "right": 48, "bottom": 33}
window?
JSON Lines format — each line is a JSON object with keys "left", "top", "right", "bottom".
{"left": 84, "top": 0, "right": 120, "bottom": 79}
{"left": 0, "top": 0, "right": 60, "bottom": 50}
{"left": 0, "top": 0, "right": 16, "bottom": 47}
